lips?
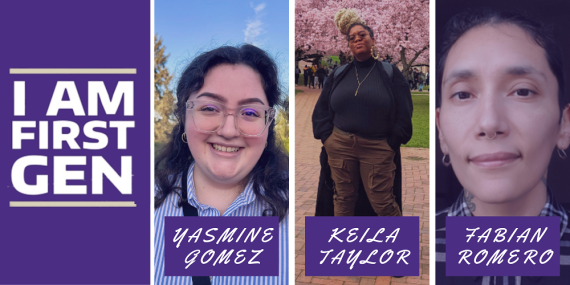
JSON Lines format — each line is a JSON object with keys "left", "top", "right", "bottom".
{"left": 211, "top": 143, "right": 241, "bottom": 153}
{"left": 469, "top": 152, "right": 521, "bottom": 168}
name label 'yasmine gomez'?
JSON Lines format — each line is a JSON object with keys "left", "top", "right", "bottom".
{"left": 165, "top": 216, "right": 279, "bottom": 276}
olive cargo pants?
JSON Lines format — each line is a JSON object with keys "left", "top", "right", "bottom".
{"left": 324, "top": 127, "right": 402, "bottom": 216}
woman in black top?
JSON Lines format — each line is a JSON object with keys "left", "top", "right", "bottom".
{"left": 312, "top": 15, "right": 413, "bottom": 217}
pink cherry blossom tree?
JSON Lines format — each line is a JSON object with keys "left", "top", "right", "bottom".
{"left": 296, "top": 0, "right": 429, "bottom": 78}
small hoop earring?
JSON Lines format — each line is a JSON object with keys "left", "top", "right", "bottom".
{"left": 485, "top": 132, "right": 497, "bottom": 140}
{"left": 442, "top": 154, "right": 451, "bottom": 167}
{"left": 558, "top": 148, "right": 567, "bottom": 159}
{"left": 371, "top": 46, "right": 379, "bottom": 60}
{"left": 181, "top": 132, "right": 188, "bottom": 143}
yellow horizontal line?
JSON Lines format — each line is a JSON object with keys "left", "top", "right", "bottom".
{"left": 10, "top": 201, "right": 136, "bottom": 207}
{"left": 9, "top": 68, "right": 137, "bottom": 74}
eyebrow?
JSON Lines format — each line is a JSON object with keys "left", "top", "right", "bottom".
{"left": 196, "top": 92, "right": 265, "bottom": 105}
{"left": 349, "top": 31, "right": 368, "bottom": 37}
{"left": 442, "top": 69, "right": 476, "bottom": 86}
{"left": 443, "top": 65, "right": 547, "bottom": 86}
{"left": 505, "top": 65, "right": 546, "bottom": 80}
{"left": 238, "top": 98, "right": 265, "bottom": 105}
{"left": 196, "top": 92, "right": 227, "bottom": 103}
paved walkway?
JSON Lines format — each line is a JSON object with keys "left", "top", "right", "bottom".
{"left": 294, "top": 86, "right": 430, "bottom": 285}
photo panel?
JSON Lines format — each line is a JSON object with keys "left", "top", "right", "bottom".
{"left": 1, "top": 1, "right": 151, "bottom": 284}
{"left": 435, "top": 0, "right": 570, "bottom": 283}
{"left": 295, "top": 0, "right": 430, "bottom": 283}
{"left": 153, "top": 1, "right": 290, "bottom": 284}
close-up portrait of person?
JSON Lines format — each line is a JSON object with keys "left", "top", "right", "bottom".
{"left": 435, "top": 2, "right": 570, "bottom": 284}
{"left": 312, "top": 8, "right": 414, "bottom": 217}
{"left": 153, "top": 45, "right": 289, "bottom": 284}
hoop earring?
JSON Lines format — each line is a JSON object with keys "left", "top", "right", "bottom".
{"left": 181, "top": 132, "right": 188, "bottom": 143}
{"left": 442, "top": 154, "right": 451, "bottom": 167}
{"left": 558, "top": 148, "right": 567, "bottom": 159}
{"left": 371, "top": 46, "right": 379, "bottom": 60}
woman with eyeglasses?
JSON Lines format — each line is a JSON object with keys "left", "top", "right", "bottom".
{"left": 312, "top": 9, "right": 413, "bottom": 217}
{"left": 154, "top": 44, "right": 288, "bottom": 284}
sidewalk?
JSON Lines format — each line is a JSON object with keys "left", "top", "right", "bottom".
{"left": 294, "top": 86, "right": 430, "bottom": 285}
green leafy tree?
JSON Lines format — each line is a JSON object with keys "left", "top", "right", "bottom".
{"left": 274, "top": 97, "right": 289, "bottom": 152}
{"left": 154, "top": 35, "right": 176, "bottom": 144}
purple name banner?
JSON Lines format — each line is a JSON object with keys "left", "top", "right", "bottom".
{"left": 305, "top": 217, "right": 419, "bottom": 276}
{"left": 165, "top": 216, "right": 279, "bottom": 276}
{"left": 446, "top": 217, "right": 560, "bottom": 276}
{"left": 1, "top": 1, "right": 150, "bottom": 284}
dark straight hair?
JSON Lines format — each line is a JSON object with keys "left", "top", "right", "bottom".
{"left": 154, "top": 44, "right": 289, "bottom": 221}
{"left": 436, "top": 9, "right": 568, "bottom": 116}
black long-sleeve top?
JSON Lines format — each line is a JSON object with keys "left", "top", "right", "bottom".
{"left": 331, "top": 57, "right": 391, "bottom": 139}
{"left": 312, "top": 58, "right": 413, "bottom": 150}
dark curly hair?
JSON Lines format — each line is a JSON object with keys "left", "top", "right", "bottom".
{"left": 436, "top": 8, "right": 568, "bottom": 117}
{"left": 154, "top": 44, "right": 289, "bottom": 221}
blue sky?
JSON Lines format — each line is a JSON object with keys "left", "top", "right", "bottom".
{"left": 155, "top": 0, "right": 289, "bottom": 92}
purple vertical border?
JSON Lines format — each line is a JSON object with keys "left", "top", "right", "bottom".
{"left": 0, "top": 1, "right": 151, "bottom": 284}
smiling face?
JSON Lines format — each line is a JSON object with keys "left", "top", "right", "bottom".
{"left": 185, "top": 64, "right": 269, "bottom": 186}
{"left": 347, "top": 25, "right": 374, "bottom": 61}
{"left": 437, "top": 24, "right": 567, "bottom": 205}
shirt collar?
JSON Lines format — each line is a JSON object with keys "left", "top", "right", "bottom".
{"left": 449, "top": 188, "right": 569, "bottom": 239}
{"left": 185, "top": 162, "right": 257, "bottom": 212}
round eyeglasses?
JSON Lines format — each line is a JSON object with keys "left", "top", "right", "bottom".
{"left": 186, "top": 99, "right": 276, "bottom": 137}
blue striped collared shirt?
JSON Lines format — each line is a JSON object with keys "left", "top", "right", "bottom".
{"left": 155, "top": 163, "right": 288, "bottom": 285}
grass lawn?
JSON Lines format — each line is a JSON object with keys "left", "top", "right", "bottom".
{"left": 293, "top": 88, "right": 428, "bottom": 148}
{"left": 404, "top": 95, "right": 429, "bottom": 148}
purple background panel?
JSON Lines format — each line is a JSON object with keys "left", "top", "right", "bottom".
{"left": 164, "top": 217, "right": 279, "bottom": 276}
{"left": 1, "top": 1, "right": 150, "bottom": 284}
{"left": 305, "top": 217, "right": 419, "bottom": 276}
{"left": 446, "top": 217, "right": 560, "bottom": 276}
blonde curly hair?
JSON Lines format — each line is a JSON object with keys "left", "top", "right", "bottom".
{"left": 334, "top": 8, "right": 366, "bottom": 35}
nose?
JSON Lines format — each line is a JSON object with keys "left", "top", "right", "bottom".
{"left": 475, "top": 94, "right": 508, "bottom": 139}
{"left": 217, "top": 113, "right": 240, "bottom": 138}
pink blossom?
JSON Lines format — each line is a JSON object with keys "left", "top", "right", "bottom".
{"left": 296, "top": 0, "right": 429, "bottom": 73}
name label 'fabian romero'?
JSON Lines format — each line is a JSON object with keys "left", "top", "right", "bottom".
{"left": 446, "top": 217, "right": 560, "bottom": 276}
{"left": 305, "top": 216, "right": 419, "bottom": 276}
{"left": 165, "top": 216, "right": 279, "bottom": 276}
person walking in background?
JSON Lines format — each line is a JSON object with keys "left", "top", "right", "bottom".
{"left": 303, "top": 65, "right": 309, "bottom": 86}
{"left": 295, "top": 65, "right": 300, "bottom": 86}
{"left": 316, "top": 65, "right": 326, "bottom": 89}
{"left": 418, "top": 71, "right": 425, "bottom": 92}
{"left": 412, "top": 68, "right": 419, "bottom": 90}
{"left": 309, "top": 64, "right": 316, "bottom": 89}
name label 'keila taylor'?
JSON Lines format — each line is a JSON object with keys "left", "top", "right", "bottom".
{"left": 305, "top": 216, "right": 419, "bottom": 276}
